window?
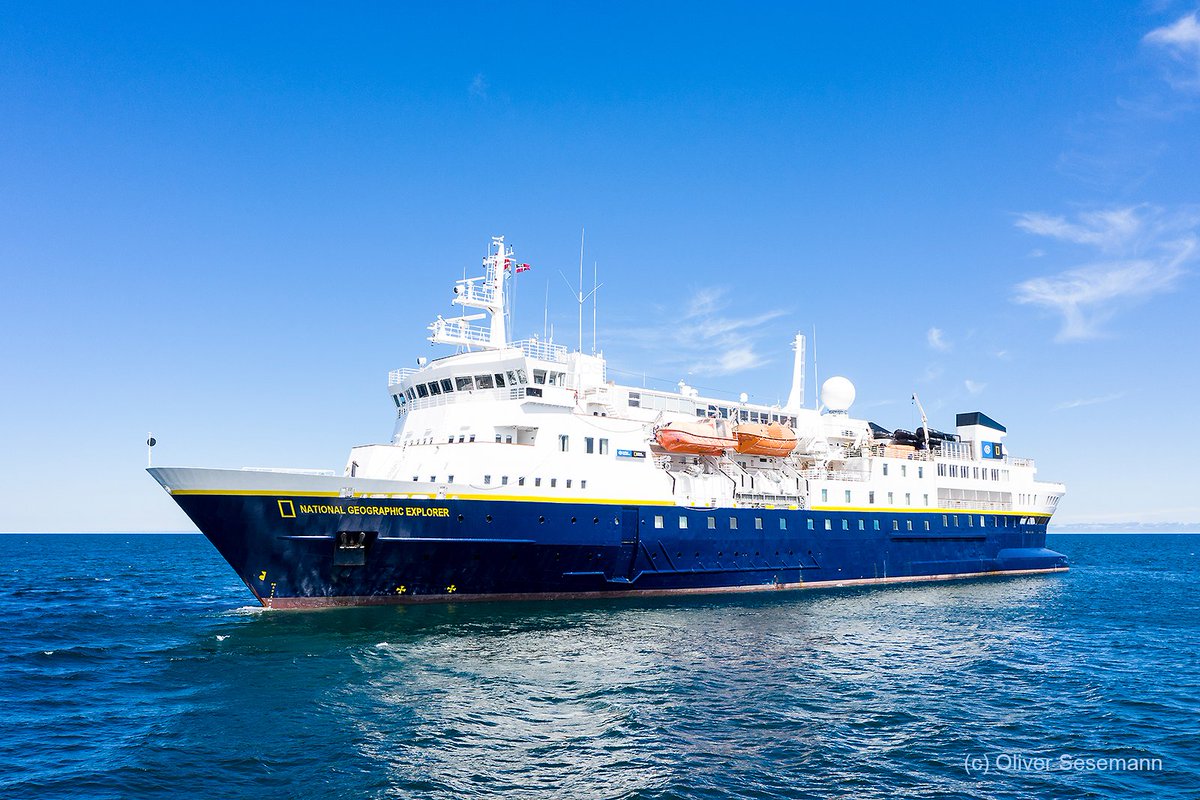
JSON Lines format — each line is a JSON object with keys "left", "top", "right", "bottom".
{"left": 807, "top": 519, "right": 814, "bottom": 530}
{"left": 869, "top": 491, "right": 875, "bottom": 504}
{"left": 918, "top": 466, "right": 924, "bottom": 479}
{"left": 906, "top": 520, "right": 913, "bottom": 531}
{"left": 873, "top": 520, "right": 880, "bottom": 531}
{"left": 475, "top": 374, "right": 494, "bottom": 389}
{"left": 708, "top": 517, "right": 716, "bottom": 529}
{"left": 518, "top": 477, "right": 525, "bottom": 486}
{"left": 494, "top": 373, "right": 506, "bottom": 387}
{"left": 821, "top": 489, "right": 828, "bottom": 502}
{"left": 729, "top": 517, "right": 738, "bottom": 530}
{"left": 824, "top": 519, "right": 832, "bottom": 530}
{"left": 585, "top": 437, "right": 594, "bottom": 454}
{"left": 469, "top": 434, "right": 476, "bottom": 442}
{"left": 580, "top": 480, "right": 587, "bottom": 489}
{"left": 979, "top": 515, "right": 985, "bottom": 527}
{"left": 505, "top": 435, "right": 512, "bottom": 444}
{"left": 901, "top": 465, "right": 907, "bottom": 477}
{"left": 565, "top": 479, "right": 572, "bottom": 488}
{"left": 654, "top": 515, "right": 664, "bottom": 529}
{"left": 430, "top": 476, "right": 436, "bottom": 483}
{"left": 679, "top": 517, "right": 688, "bottom": 529}
{"left": 440, "top": 379, "right": 453, "bottom": 393}
{"left": 533, "top": 369, "right": 547, "bottom": 384}
{"left": 448, "top": 475, "right": 454, "bottom": 483}
{"left": 456, "top": 376, "right": 473, "bottom": 391}
{"left": 458, "top": 435, "right": 465, "bottom": 443}
{"left": 599, "top": 438, "right": 609, "bottom": 455}
{"left": 755, "top": 517, "right": 763, "bottom": 530}
{"left": 892, "top": 520, "right": 899, "bottom": 531}
{"left": 842, "top": 520, "right": 849, "bottom": 531}
{"left": 887, "top": 492, "right": 894, "bottom": 504}
{"left": 516, "top": 368, "right": 528, "bottom": 384}
{"left": 779, "top": 518, "right": 787, "bottom": 530}
{"left": 924, "top": 520, "right": 930, "bottom": 530}
{"left": 905, "top": 493, "right": 911, "bottom": 506}
{"left": 943, "top": 514, "right": 948, "bottom": 526}
{"left": 501, "top": 476, "right": 509, "bottom": 485}
{"left": 483, "top": 475, "right": 491, "bottom": 484}
{"left": 882, "top": 464, "right": 889, "bottom": 476}
{"left": 559, "top": 435, "right": 569, "bottom": 452}
{"left": 550, "top": 478, "right": 557, "bottom": 488}
{"left": 628, "top": 391, "right": 640, "bottom": 408}
{"left": 534, "top": 478, "right": 542, "bottom": 487}
{"left": 858, "top": 520, "right": 865, "bottom": 531}
{"left": 495, "top": 434, "right": 502, "bottom": 443}
{"left": 953, "top": 515, "right": 959, "bottom": 527}
{"left": 923, "top": 493, "right": 929, "bottom": 506}
{"left": 968, "top": 515, "right": 974, "bottom": 527}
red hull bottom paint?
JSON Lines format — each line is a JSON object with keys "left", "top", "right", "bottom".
{"left": 260, "top": 566, "right": 1069, "bottom": 609}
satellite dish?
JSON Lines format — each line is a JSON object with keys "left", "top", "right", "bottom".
{"left": 739, "top": 392, "right": 749, "bottom": 403}
{"left": 820, "top": 376, "right": 856, "bottom": 412}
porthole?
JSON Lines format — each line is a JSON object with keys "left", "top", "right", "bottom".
{"left": 485, "top": 514, "right": 493, "bottom": 523}
{"left": 457, "top": 514, "right": 464, "bottom": 522}
{"left": 570, "top": 517, "right": 577, "bottom": 524}
{"left": 539, "top": 516, "right": 545, "bottom": 524}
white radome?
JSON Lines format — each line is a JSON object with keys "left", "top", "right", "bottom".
{"left": 821, "top": 376, "right": 856, "bottom": 412}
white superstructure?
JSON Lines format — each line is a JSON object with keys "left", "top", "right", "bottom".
{"left": 347, "top": 237, "right": 1063, "bottom": 522}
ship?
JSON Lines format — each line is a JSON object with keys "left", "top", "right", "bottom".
{"left": 149, "top": 236, "right": 1067, "bottom": 608}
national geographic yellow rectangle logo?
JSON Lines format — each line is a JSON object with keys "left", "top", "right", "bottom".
{"left": 278, "top": 500, "right": 296, "bottom": 518}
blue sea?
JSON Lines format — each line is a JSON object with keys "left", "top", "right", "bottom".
{"left": 0, "top": 534, "right": 1196, "bottom": 799}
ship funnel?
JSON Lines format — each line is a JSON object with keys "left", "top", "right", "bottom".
{"left": 785, "top": 332, "right": 806, "bottom": 411}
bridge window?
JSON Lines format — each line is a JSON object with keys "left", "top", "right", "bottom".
{"left": 440, "top": 379, "right": 453, "bottom": 393}
{"left": 475, "top": 374, "right": 494, "bottom": 389}
{"left": 456, "top": 376, "right": 473, "bottom": 391}
{"left": 416, "top": 384, "right": 429, "bottom": 398}
{"left": 494, "top": 373, "right": 506, "bottom": 387}
{"left": 533, "top": 369, "right": 547, "bottom": 384}
{"left": 858, "top": 520, "right": 865, "bottom": 531}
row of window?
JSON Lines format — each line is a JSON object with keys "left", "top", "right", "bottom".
{"left": 880, "top": 464, "right": 925, "bottom": 478}
{"left": 626, "top": 392, "right": 797, "bottom": 427}
{"left": 819, "top": 488, "right": 931, "bottom": 506}
{"left": 651, "top": 513, "right": 1044, "bottom": 532}
{"left": 396, "top": 368, "right": 569, "bottom": 405}
{"left": 409, "top": 474, "right": 590, "bottom": 490}
{"left": 555, "top": 435, "right": 611, "bottom": 454}
{"left": 936, "top": 463, "right": 1008, "bottom": 481}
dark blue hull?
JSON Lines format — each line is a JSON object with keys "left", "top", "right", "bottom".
{"left": 173, "top": 494, "right": 1068, "bottom": 608}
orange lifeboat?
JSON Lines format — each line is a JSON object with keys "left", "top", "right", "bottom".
{"left": 733, "top": 422, "right": 797, "bottom": 457}
{"left": 654, "top": 420, "right": 737, "bottom": 455}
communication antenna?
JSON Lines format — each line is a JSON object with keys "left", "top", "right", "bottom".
{"left": 592, "top": 260, "right": 601, "bottom": 354}
{"left": 559, "top": 227, "right": 601, "bottom": 354}
{"left": 542, "top": 278, "right": 549, "bottom": 341}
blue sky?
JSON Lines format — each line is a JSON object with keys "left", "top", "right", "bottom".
{"left": 2, "top": 3, "right": 1198, "bottom": 531}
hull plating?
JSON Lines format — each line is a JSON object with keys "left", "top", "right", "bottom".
{"left": 172, "top": 493, "right": 1068, "bottom": 608}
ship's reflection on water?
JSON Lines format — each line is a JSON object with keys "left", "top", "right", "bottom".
{"left": 195, "top": 577, "right": 1065, "bottom": 797}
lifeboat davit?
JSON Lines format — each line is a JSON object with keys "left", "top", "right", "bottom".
{"left": 733, "top": 422, "right": 797, "bottom": 457}
{"left": 654, "top": 420, "right": 736, "bottom": 455}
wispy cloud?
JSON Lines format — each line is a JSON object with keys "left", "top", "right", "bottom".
{"left": 964, "top": 379, "right": 985, "bottom": 395}
{"left": 1144, "top": 12, "right": 1200, "bottom": 90}
{"left": 608, "top": 287, "right": 787, "bottom": 378}
{"left": 469, "top": 73, "right": 489, "bottom": 99}
{"left": 1014, "top": 205, "right": 1198, "bottom": 340}
{"left": 1014, "top": 207, "right": 1143, "bottom": 252}
{"left": 926, "top": 327, "right": 950, "bottom": 351}
{"left": 1054, "top": 392, "right": 1124, "bottom": 411}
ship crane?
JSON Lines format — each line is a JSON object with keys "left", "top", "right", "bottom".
{"left": 912, "top": 393, "right": 931, "bottom": 451}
